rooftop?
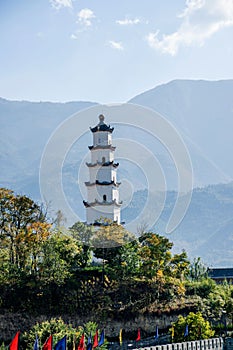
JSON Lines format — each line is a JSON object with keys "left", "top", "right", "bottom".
{"left": 207, "top": 267, "right": 233, "bottom": 279}
{"left": 90, "top": 114, "right": 114, "bottom": 133}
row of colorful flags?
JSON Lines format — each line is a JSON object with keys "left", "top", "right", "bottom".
{"left": 9, "top": 330, "right": 105, "bottom": 350}
{"left": 8, "top": 324, "right": 189, "bottom": 349}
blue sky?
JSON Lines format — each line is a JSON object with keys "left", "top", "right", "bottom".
{"left": 1, "top": 0, "right": 233, "bottom": 103}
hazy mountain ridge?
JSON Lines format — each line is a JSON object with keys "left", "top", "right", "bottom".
{"left": 124, "top": 184, "right": 233, "bottom": 267}
{"left": 0, "top": 98, "right": 97, "bottom": 195}
{"left": 129, "top": 79, "right": 233, "bottom": 186}
{"left": 1, "top": 79, "right": 233, "bottom": 266}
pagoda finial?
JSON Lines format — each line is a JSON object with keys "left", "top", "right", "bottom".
{"left": 99, "top": 114, "right": 105, "bottom": 123}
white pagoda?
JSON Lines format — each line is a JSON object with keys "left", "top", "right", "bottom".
{"left": 83, "top": 114, "right": 122, "bottom": 225}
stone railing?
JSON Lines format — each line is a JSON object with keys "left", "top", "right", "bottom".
{"left": 135, "top": 338, "right": 223, "bottom": 350}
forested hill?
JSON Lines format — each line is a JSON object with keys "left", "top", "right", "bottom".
{"left": 122, "top": 182, "right": 233, "bottom": 267}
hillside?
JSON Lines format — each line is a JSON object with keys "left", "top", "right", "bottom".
{"left": 129, "top": 79, "right": 233, "bottom": 186}
{"left": 123, "top": 183, "right": 233, "bottom": 266}
{"left": 0, "top": 98, "right": 97, "bottom": 198}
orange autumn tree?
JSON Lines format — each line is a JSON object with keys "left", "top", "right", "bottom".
{"left": 0, "top": 188, "right": 48, "bottom": 282}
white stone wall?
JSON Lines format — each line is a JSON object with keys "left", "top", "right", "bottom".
{"left": 87, "top": 184, "right": 115, "bottom": 203}
{"left": 91, "top": 148, "right": 114, "bottom": 163}
{"left": 86, "top": 205, "right": 121, "bottom": 224}
{"left": 93, "top": 131, "right": 112, "bottom": 147}
{"left": 89, "top": 165, "right": 117, "bottom": 183}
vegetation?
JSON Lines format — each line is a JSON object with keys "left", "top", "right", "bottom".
{"left": 171, "top": 312, "right": 215, "bottom": 342}
{"left": 0, "top": 188, "right": 233, "bottom": 345}
{"left": 23, "top": 318, "right": 82, "bottom": 350}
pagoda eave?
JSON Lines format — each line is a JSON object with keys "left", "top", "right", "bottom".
{"left": 90, "top": 126, "right": 114, "bottom": 133}
{"left": 85, "top": 180, "right": 121, "bottom": 187}
{"left": 86, "top": 161, "right": 119, "bottom": 168}
{"left": 88, "top": 145, "right": 116, "bottom": 151}
{"left": 83, "top": 199, "right": 122, "bottom": 208}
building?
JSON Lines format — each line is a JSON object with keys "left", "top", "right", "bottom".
{"left": 83, "top": 114, "right": 122, "bottom": 225}
{"left": 207, "top": 267, "right": 233, "bottom": 284}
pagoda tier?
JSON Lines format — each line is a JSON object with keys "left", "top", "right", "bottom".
{"left": 86, "top": 161, "right": 119, "bottom": 168}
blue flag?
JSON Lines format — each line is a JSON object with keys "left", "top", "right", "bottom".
{"left": 184, "top": 324, "right": 188, "bottom": 337}
{"left": 87, "top": 333, "right": 92, "bottom": 350}
{"left": 154, "top": 325, "right": 159, "bottom": 340}
{"left": 98, "top": 330, "right": 105, "bottom": 346}
{"left": 54, "top": 336, "right": 66, "bottom": 350}
{"left": 33, "top": 335, "right": 39, "bottom": 350}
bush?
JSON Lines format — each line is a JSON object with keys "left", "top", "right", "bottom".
{"left": 23, "top": 318, "right": 82, "bottom": 350}
{"left": 170, "top": 312, "right": 215, "bottom": 342}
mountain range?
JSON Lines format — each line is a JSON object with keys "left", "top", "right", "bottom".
{"left": 1, "top": 79, "right": 233, "bottom": 266}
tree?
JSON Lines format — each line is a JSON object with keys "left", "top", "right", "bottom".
{"left": 54, "top": 210, "right": 67, "bottom": 227}
{"left": 170, "top": 251, "right": 190, "bottom": 280}
{"left": 138, "top": 232, "right": 173, "bottom": 279}
{"left": 38, "top": 230, "right": 83, "bottom": 284}
{"left": 171, "top": 312, "right": 215, "bottom": 342}
{"left": 92, "top": 219, "right": 135, "bottom": 262}
{"left": 189, "top": 257, "right": 207, "bottom": 281}
{"left": 15, "top": 222, "right": 51, "bottom": 276}
{"left": 0, "top": 188, "right": 48, "bottom": 281}
{"left": 205, "top": 281, "right": 233, "bottom": 324}
{"left": 69, "top": 221, "right": 94, "bottom": 268}
{"left": 23, "top": 317, "right": 82, "bottom": 350}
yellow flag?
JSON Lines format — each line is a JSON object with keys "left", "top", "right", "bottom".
{"left": 73, "top": 335, "right": 76, "bottom": 350}
{"left": 119, "top": 329, "right": 123, "bottom": 345}
{"left": 171, "top": 325, "right": 174, "bottom": 341}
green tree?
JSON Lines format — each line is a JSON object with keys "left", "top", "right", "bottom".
{"left": 38, "top": 230, "right": 83, "bottom": 284}
{"left": 171, "top": 312, "right": 215, "bottom": 342}
{"left": 23, "top": 317, "right": 82, "bottom": 350}
{"left": 138, "top": 232, "right": 173, "bottom": 279}
{"left": 189, "top": 257, "right": 207, "bottom": 281}
{"left": 105, "top": 240, "right": 141, "bottom": 280}
{"left": 69, "top": 221, "right": 94, "bottom": 268}
{"left": 205, "top": 281, "right": 233, "bottom": 325}
{"left": 92, "top": 219, "right": 135, "bottom": 263}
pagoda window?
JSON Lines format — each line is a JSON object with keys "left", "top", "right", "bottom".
{"left": 103, "top": 194, "right": 107, "bottom": 201}
{"left": 102, "top": 157, "right": 106, "bottom": 163}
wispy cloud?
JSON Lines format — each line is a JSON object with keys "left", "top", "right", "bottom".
{"left": 77, "top": 8, "right": 95, "bottom": 27}
{"left": 108, "top": 40, "right": 124, "bottom": 50}
{"left": 70, "top": 33, "right": 78, "bottom": 40}
{"left": 50, "top": 0, "right": 73, "bottom": 10}
{"left": 116, "top": 17, "right": 142, "bottom": 25}
{"left": 146, "top": 0, "right": 233, "bottom": 56}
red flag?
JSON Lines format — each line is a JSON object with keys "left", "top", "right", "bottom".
{"left": 9, "top": 331, "right": 20, "bottom": 350}
{"left": 93, "top": 330, "right": 98, "bottom": 348}
{"left": 77, "top": 334, "right": 85, "bottom": 350}
{"left": 43, "top": 335, "right": 53, "bottom": 350}
{"left": 136, "top": 329, "right": 141, "bottom": 342}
